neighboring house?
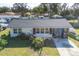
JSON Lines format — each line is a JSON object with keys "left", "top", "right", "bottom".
{"left": 0, "top": 18, "right": 8, "bottom": 27}
{"left": 0, "top": 15, "right": 20, "bottom": 22}
{"left": 8, "top": 18, "right": 72, "bottom": 39}
{"left": 51, "top": 15, "right": 63, "bottom": 19}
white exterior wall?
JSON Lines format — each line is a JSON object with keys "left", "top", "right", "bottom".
{"left": 10, "top": 28, "right": 18, "bottom": 37}
{"left": 10, "top": 28, "right": 33, "bottom": 37}
{"left": 22, "top": 28, "right": 33, "bottom": 34}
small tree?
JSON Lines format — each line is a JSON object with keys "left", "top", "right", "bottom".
{"left": 31, "top": 37, "right": 44, "bottom": 56}
{"left": 0, "top": 39, "right": 8, "bottom": 48}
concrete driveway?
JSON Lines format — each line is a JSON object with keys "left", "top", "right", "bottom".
{"left": 53, "top": 38, "right": 79, "bottom": 56}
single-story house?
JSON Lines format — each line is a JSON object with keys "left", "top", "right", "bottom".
{"left": 8, "top": 18, "right": 72, "bottom": 39}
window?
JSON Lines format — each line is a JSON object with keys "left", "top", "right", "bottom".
{"left": 45, "top": 28, "right": 49, "bottom": 33}
{"left": 41, "top": 28, "right": 44, "bottom": 33}
{"left": 33, "top": 28, "right": 35, "bottom": 34}
{"left": 13, "top": 29, "right": 17, "bottom": 34}
{"left": 36, "top": 28, "right": 39, "bottom": 33}
{"left": 18, "top": 28, "right": 22, "bottom": 33}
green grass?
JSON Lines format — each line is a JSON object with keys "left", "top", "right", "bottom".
{"left": 68, "top": 19, "right": 78, "bottom": 23}
{"left": 68, "top": 37, "right": 79, "bottom": 47}
{"left": 0, "top": 39, "right": 59, "bottom": 56}
{"left": 68, "top": 28, "right": 79, "bottom": 47}
{"left": 75, "top": 28, "right": 79, "bottom": 35}
{"left": 0, "top": 28, "right": 10, "bottom": 36}
{"left": 0, "top": 28, "right": 59, "bottom": 56}
{"left": 42, "top": 47, "right": 59, "bottom": 56}
{"left": 0, "top": 47, "right": 34, "bottom": 56}
{"left": 0, "top": 47, "right": 59, "bottom": 56}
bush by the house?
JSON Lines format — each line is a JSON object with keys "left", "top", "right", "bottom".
{"left": 0, "top": 39, "right": 8, "bottom": 48}
{"left": 0, "top": 34, "right": 9, "bottom": 50}
{"left": 15, "top": 33, "right": 33, "bottom": 40}
{"left": 64, "top": 15, "right": 77, "bottom": 20}
{"left": 1, "top": 34, "right": 7, "bottom": 39}
{"left": 75, "top": 35, "right": 79, "bottom": 40}
{"left": 68, "top": 32, "right": 79, "bottom": 40}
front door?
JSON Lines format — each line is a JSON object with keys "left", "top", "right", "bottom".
{"left": 53, "top": 28, "right": 63, "bottom": 38}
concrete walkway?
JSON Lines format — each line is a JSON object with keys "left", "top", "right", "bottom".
{"left": 53, "top": 38, "right": 79, "bottom": 56}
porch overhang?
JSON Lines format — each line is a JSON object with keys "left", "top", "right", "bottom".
{"left": 34, "top": 33, "right": 52, "bottom": 39}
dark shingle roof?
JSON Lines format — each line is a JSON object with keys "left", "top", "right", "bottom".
{"left": 8, "top": 19, "right": 72, "bottom": 28}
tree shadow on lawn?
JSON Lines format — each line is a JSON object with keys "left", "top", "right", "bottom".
{"left": 44, "top": 38, "right": 74, "bottom": 48}
{"left": 6, "top": 37, "right": 73, "bottom": 48}
{"left": 6, "top": 37, "right": 56, "bottom": 48}
{"left": 44, "top": 39, "right": 56, "bottom": 48}
{"left": 6, "top": 38, "right": 32, "bottom": 48}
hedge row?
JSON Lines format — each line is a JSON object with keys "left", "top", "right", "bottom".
{"left": 68, "top": 32, "right": 79, "bottom": 40}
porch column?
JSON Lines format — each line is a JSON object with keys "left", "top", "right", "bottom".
{"left": 63, "top": 28, "right": 68, "bottom": 38}
{"left": 33, "top": 28, "right": 35, "bottom": 34}
{"left": 50, "top": 28, "right": 52, "bottom": 34}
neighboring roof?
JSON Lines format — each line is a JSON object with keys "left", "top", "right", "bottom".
{"left": 51, "top": 15, "right": 63, "bottom": 19}
{"left": 5, "top": 12, "right": 15, "bottom": 15}
{"left": 8, "top": 18, "right": 72, "bottom": 28}
{"left": 0, "top": 15, "right": 20, "bottom": 18}
{"left": 52, "top": 15, "right": 63, "bottom": 17}
{"left": 0, "top": 18, "right": 7, "bottom": 22}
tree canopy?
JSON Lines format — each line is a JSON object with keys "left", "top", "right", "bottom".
{"left": 0, "top": 7, "right": 10, "bottom": 13}
{"left": 0, "top": 3, "right": 79, "bottom": 18}
{"left": 12, "top": 3, "right": 28, "bottom": 16}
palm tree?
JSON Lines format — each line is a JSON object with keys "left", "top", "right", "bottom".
{"left": 31, "top": 37, "right": 44, "bottom": 56}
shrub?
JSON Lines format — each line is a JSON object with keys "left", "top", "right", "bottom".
{"left": 75, "top": 35, "right": 79, "bottom": 40}
{"left": 0, "top": 39, "right": 8, "bottom": 47}
{"left": 1, "top": 34, "right": 6, "bottom": 39}
{"left": 15, "top": 33, "right": 33, "bottom": 40}
{"left": 31, "top": 37, "right": 44, "bottom": 51}
{"left": 68, "top": 32, "right": 79, "bottom": 40}
{"left": 68, "top": 32, "right": 76, "bottom": 39}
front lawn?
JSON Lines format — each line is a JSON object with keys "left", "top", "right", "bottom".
{"left": 68, "top": 19, "right": 78, "bottom": 24}
{"left": 68, "top": 28, "right": 79, "bottom": 47}
{"left": 68, "top": 37, "right": 79, "bottom": 47}
{"left": 0, "top": 39, "right": 59, "bottom": 56}
{"left": 42, "top": 47, "right": 59, "bottom": 56}
{"left": 0, "top": 47, "right": 59, "bottom": 56}
{"left": 0, "top": 28, "right": 59, "bottom": 56}
{"left": 75, "top": 28, "right": 79, "bottom": 35}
